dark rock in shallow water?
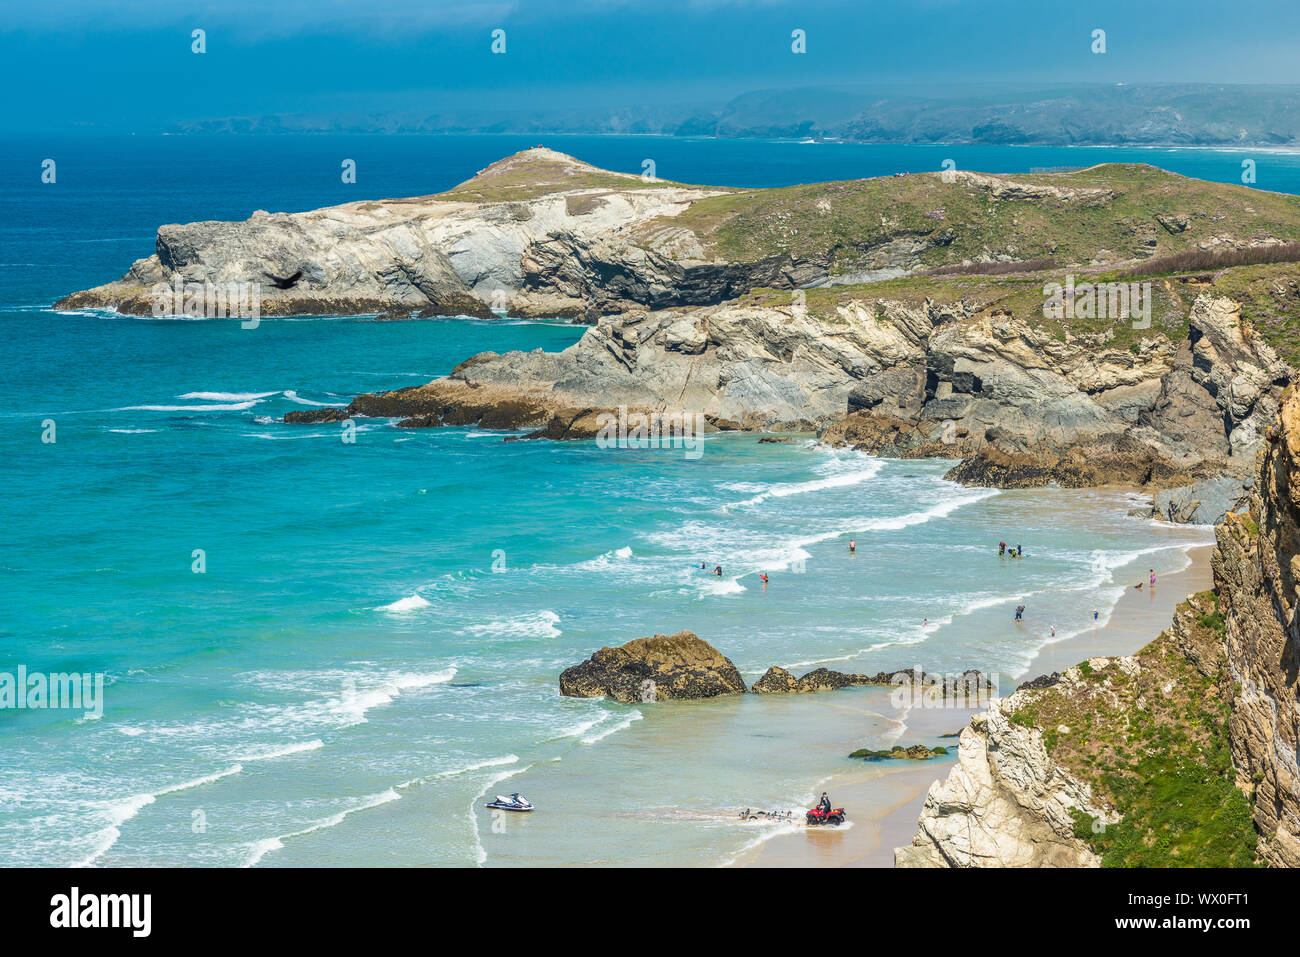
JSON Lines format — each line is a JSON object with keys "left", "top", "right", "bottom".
{"left": 850, "top": 744, "right": 949, "bottom": 761}
{"left": 752, "top": 665, "right": 995, "bottom": 698}
{"left": 757, "top": 436, "right": 793, "bottom": 443}
{"left": 284, "top": 407, "right": 350, "bottom": 424}
{"left": 559, "top": 631, "right": 748, "bottom": 703}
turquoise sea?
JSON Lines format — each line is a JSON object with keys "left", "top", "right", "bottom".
{"left": 0, "top": 135, "right": 1279, "bottom": 867}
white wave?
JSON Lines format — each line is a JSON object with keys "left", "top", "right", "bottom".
{"left": 332, "top": 669, "right": 457, "bottom": 725}
{"left": 376, "top": 593, "right": 431, "bottom": 613}
{"left": 241, "top": 739, "right": 324, "bottom": 762}
{"left": 855, "top": 488, "right": 1001, "bottom": 532}
{"left": 463, "top": 610, "right": 561, "bottom": 639}
{"left": 723, "top": 458, "right": 884, "bottom": 510}
{"left": 243, "top": 788, "right": 402, "bottom": 867}
{"left": 107, "top": 428, "right": 158, "bottom": 434}
{"left": 74, "top": 764, "right": 243, "bottom": 867}
{"left": 436, "top": 754, "right": 519, "bottom": 778}
{"left": 699, "top": 577, "right": 746, "bottom": 597}
{"left": 120, "top": 402, "right": 259, "bottom": 412}
{"left": 581, "top": 711, "right": 642, "bottom": 745}
{"left": 469, "top": 765, "right": 531, "bottom": 866}
{"left": 178, "top": 391, "right": 279, "bottom": 401}
{"left": 283, "top": 390, "right": 347, "bottom": 407}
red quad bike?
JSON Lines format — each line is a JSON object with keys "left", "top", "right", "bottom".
{"left": 805, "top": 806, "right": 847, "bottom": 827}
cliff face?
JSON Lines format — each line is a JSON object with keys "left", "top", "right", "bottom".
{"left": 56, "top": 148, "right": 1300, "bottom": 319}
{"left": 893, "top": 694, "right": 1108, "bottom": 868}
{"left": 308, "top": 272, "right": 1292, "bottom": 513}
{"left": 1214, "top": 390, "right": 1300, "bottom": 867}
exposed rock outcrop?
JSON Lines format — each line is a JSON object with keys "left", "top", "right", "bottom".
{"left": 1213, "top": 390, "right": 1300, "bottom": 866}
{"left": 57, "top": 149, "right": 1300, "bottom": 324}
{"left": 750, "top": 665, "right": 992, "bottom": 698}
{"left": 558, "top": 631, "right": 747, "bottom": 703}
{"left": 893, "top": 677, "right": 1114, "bottom": 867}
{"left": 850, "top": 744, "right": 949, "bottom": 760}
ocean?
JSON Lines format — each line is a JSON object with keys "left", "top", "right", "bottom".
{"left": 0, "top": 134, "right": 1268, "bottom": 867}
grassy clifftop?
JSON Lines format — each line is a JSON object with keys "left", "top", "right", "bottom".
{"left": 664, "top": 163, "right": 1300, "bottom": 269}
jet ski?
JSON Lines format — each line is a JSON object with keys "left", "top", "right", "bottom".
{"left": 486, "top": 792, "right": 534, "bottom": 812}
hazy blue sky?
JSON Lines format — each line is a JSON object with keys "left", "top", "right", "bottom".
{"left": 5, "top": 0, "right": 1300, "bottom": 131}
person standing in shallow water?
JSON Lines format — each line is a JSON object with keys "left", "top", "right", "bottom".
{"left": 1150, "top": 568, "right": 1156, "bottom": 586}
{"left": 849, "top": 539, "right": 855, "bottom": 554}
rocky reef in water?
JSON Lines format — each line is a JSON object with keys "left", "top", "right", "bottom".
{"left": 558, "top": 639, "right": 991, "bottom": 705}
{"left": 850, "top": 744, "right": 948, "bottom": 761}
{"left": 896, "top": 388, "right": 1300, "bottom": 868}
{"left": 750, "top": 665, "right": 991, "bottom": 698}
{"left": 558, "top": 631, "right": 749, "bottom": 703}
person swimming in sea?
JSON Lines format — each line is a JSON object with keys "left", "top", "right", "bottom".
{"left": 759, "top": 573, "right": 769, "bottom": 584}
{"left": 849, "top": 539, "right": 856, "bottom": 554}
{"left": 713, "top": 565, "right": 723, "bottom": 576}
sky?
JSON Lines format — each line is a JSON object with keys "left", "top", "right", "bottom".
{"left": 4, "top": 0, "right": 1300, "bottom": 132}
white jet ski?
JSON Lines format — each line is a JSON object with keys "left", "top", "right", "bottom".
{"left": 486, "top": 792, "right": 534, "bottom": 812}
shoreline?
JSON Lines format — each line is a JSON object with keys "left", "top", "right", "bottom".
{"left": 737, "top": 537, "right": 1215, "bottom": 869}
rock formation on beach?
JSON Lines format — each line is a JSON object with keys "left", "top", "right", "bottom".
{"left": 750, "top": 665, "right": 991, "bottom": 698}
{"left": 850, "top": 744, "right": 948, "bottom": 760}
{"left": 558, "top": 631, "right": 748, "bottom": 703}
{"left": 897, "top": 388, "right": 1300, "bottom": 867}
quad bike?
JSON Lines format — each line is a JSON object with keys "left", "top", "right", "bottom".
{"left": 805, "top": 806, "right": 846, "bottom": 826}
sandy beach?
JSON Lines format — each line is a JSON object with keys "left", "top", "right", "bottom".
{"left": 738, "top": 539, "right": 1215, "bottom": 868}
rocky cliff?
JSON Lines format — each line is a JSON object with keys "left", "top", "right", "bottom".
{"left": 295, "top": 263, "right": 1295, "bottom": 516}
{"left": 56, "top": 149, "right": 1300, "bottom": 321}
{"left": 1213, "top": 390, "right": 1300, "bottom": 866}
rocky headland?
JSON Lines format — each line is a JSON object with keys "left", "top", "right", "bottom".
{"left": 62, "top": 148, "right": 1300, "bottom": 517}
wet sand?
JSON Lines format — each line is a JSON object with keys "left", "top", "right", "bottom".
{"left": 1014, "top": 543, "right": 1214, "bottom": 681}
{"left": 739, "top": 540, "right": 1215, "bottom": 868}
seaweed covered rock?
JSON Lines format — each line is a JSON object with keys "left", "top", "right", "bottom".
{"left": 559, "top": 631, "right": 747, "bottom": 703}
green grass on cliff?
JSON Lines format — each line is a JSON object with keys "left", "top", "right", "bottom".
{"left": 1012, "top": 594, "right": 1258, "bottom": 867}
{"left": 666, "top": 163, "right": 1300, "bottom": 273}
